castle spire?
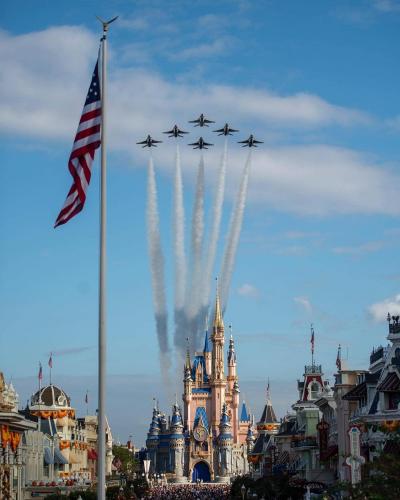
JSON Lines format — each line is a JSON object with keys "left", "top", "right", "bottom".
{"left": 184, "top": 337, "right": 191, "bottom": 370}
{"left": 213, "top": 278, "right": 224, "bottom": 331}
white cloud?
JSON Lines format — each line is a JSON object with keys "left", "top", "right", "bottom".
{"left": 368, "top": 294, "right": 400, "bottom": 322}
{"left": 237, "top": 283, "right": 260, "bottom": 298}
{"left": 332, "top": 241, "right": 385, "bottom": 255}
{"left": 373, "top": 0, "right": 400, "bottom": 12}
{"left": 1, "top": 26, "right": 400, "bottom": 217}
{"left": 294, "top": 296, "right": 313, "bottom": 313}
{"left": 172, "top": 37, "right": 234, "bottom": 60}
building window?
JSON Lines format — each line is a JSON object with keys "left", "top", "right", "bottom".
{"left": 310, "top": 382, "right": 320, "bottom": 400}
{"left": 388, "top": 392, "right": 400, "bottom": 410}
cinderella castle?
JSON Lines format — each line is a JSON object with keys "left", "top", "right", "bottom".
{"left": 146, "top": 293, "right": 254, "bottom": 483}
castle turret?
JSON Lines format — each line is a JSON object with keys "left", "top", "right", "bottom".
{"left": 246, "top": 421, "right": 255, "bottom": 455}
{"left": 212, "top": 291, "right": 225, "bottom": 381}
{"left": 146, "top": 403, "right": 161, "bottom": 473}
{"left": 245, "top": 420, "right": 255, "bottom": 474}
{"left": 227, "top": 329, "right": 237, "bottom": 388}
{"left": 169, "top": 403, "right": 187, "bottom": 483}
{"left": 257, "top": 383, "right": 279, "bottom": 434}
{"left": 217, "top": 403, "right": 233, "bottom": 482}
{"left": 183, "top": 343, "right": 193, "bottom": 430}
{"left": 211, "top": 290, "right": 226, "bottom": 432}
{"left": 203, "top": 328, "right": 212, "bottom": 377}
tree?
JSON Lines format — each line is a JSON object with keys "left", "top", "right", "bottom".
{"left": 112, "top": 445, "right": 138, "bottom": 476}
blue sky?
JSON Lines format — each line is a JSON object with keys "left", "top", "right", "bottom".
{"left": 1, "top": 0, "right": 400, "bottom": 444}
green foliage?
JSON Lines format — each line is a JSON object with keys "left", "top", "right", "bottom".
{"left": 112, "top": 446, "right": 138, "bottom": 475}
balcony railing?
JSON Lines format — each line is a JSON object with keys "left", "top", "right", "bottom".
{"left": 350, "top": 406, "right": 368, "bottom": 419}
{"left": 291, "top": 436, "right": 318, "bottom": 449}
{"left": 304, "top": 364, "right": 322, "bottom": 374}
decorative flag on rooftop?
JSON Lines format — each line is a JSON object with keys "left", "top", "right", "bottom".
{"left": 311, "top": 324, "right": 315, "bottom": 355}
{"left": 54, "top": 55, "right": 102, "bottom": 227}
{"left": 336, "top": 344, "right": 342, "bottom": 371}
{"left": 38, "top": 362, "right": 43, "bottom": 381}
{"left": 85, "top": 391, "right": 88, "bottom": 404}
{"left": 48, "top": 352, "right": 53, "bottom": 369}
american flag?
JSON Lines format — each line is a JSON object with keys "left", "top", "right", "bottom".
{"left": 54, "top": 57, "right": 101, "bottom": 227}
{"left": 336, "top": 344, "right": 342, "bottom": 371}
{"left": 38, "top": 362, "right": 43, "bottom": 381}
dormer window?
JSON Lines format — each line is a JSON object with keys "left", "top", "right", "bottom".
{"left": 309, "top": 382, "right": 320, "bottom": 400}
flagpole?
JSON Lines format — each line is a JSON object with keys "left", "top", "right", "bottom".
{"left": 97, "top": 22, "right": 108, "bottom": 500}
{"left": 95, "top": 18, "right": 117, "bottom": 498}
{"left": 38, "top": 363, "right": 42, "bottom": 433}
{"left": 49, "top": 353, "right": 52, "bottom": 385}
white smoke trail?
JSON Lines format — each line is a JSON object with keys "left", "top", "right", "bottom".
{"left": 173, "top": 143, "right": 187, "bottom": 355}
{"left": 201, "top": 137, "right": 228, "bottom": 312}
{"left": 185, "top": 154, "right": 205, "bottom": 348}
{"left": 173, "top": 143, "right": 186, "bottom": 311}
{"left": 220, "top": 149, "right": 252, "bottom": 312}
{"left": 146, "top": 155, "right": 170, "bottom": 377}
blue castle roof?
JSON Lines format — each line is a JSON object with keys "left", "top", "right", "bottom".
{"left": 194, "top": 406, "right": 209, "bottom": 430}
{"left": 240, "top": 401, "right": 250, "bottom": 422}
{"left": 171, "top": 403, "right": 183, "bottom": 428}
{"left": 203, "top": 330, "right": 212, "bottom": 353}
{"left": 191, "top": 355, "right": 209, "bottom": 382}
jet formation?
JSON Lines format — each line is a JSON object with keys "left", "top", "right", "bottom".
{"left": 137, "top": 115, "right": 262, "bottom": 150}
{"left": 163, "top": 125, "right": 189, "bottom": 138}
{"left": 213, "top": 123, "right": 238, "bottom": 136}
{"left": 237, "top": 134, "right": 263, "bottom": 147}
{"left": 188, "top": 137, "right": 213, "bottom": 150}
{"left": 189, "top": 114, "right": 215, "bottom": 127}
{"left": 136, "top": 135, "right": 163, "bottom": 148}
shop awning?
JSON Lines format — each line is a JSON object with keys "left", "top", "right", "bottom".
{"left": 54, "top": 447, "right": 68, "bottom": 465}
{"left": 44, "top": 447, "right": 54, "bottom": 465}
{"left": 343, "top": 382, "right": 367, "bottom": 400}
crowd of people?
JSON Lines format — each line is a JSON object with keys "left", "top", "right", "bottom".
{"left": 146, "top": 483, "right": 231, "bottom": 499}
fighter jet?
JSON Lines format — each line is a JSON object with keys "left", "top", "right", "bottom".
{"left": 188, "top": 137, "right": 214, "bottom": 149}
{"left": 189, "top": 114, "right": 215, "bottom": 127}
{"left": 136, "top": 135, "right": 163, "bottom": 148}
{"left": 213, "top": 123, "right": 239, "bottom": 136}
{"left": 163, "top": 125, "right": 189, "bottom": 138}
{"left": 237, "top": 134, "right": 263, "bottom": 147}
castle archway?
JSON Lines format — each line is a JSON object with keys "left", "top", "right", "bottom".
{"left": 192, "top": 461, "right": 211, "bottom": 483}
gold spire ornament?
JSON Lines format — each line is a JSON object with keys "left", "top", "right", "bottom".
{"left": 213, "top": 278, "right": 224, "bottom": 331}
